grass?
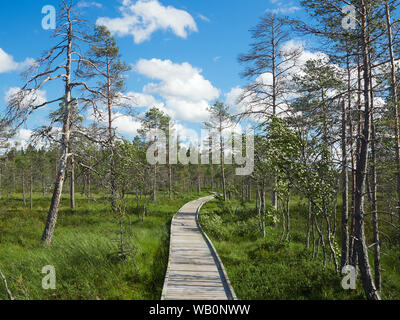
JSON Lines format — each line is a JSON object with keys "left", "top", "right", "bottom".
{"left": 198, "top": 196, "right": 400, "bottom": 300}
{"left": 1, "top": 190, "right": 398, "bottom": 300}
{"left": 0, "top": 191, "right": 206, "bottom": 300}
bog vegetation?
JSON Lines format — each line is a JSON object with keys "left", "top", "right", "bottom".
{"left": 1, "top": 0, "right": 400, "bottom": 300}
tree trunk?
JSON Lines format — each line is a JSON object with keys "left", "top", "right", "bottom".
{"left": 197, "top": 162, "right": 201, "bottom": 195}
{"left": 106, "top": 54, "right": 117, "bottom": 212}
{"left": 385, "top": 0, "right": 400, "bottom": 244}
{"left": 341, "top": 96, "right": 349, "bottom": 270}
{"left": 247, "top": 178, "right": 252, "bottom": 202}
{"left": 41, "top": 12, "right": 73, "bottom": 245}
{"left": 168, "top": 164, "right": 172, "bottom": 199}
{"left": 70, "top": 155, "right": 75, "bottom": 210}
{"left": 87, "top": 174, "right": 91, "bottom": 199}
{"left": 22, "top": 171, "right": 26, "bottom": 206}
{"left": 371, "top": 109, "right": 381, "bottom": 293}
{"left": 353, "top": 3, "right": 380, "bottom": 299}
{"left": 30, "top": 165, "right": 33, "bottom": 211}
{"left": 306, "top": 200, "right": 312, "bottom": 249}
{"left": 0, "top": 166, "right": 2, "bottom": 200}
{"left": 261, "top": 181, "right": 266, "bottom": 238}
{"left": 220, "top": 127, "right": 226, "bottom": 201}
{"left": 285, "top": 196, "right": 290, "bottom": 241}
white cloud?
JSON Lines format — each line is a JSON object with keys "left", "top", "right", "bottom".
{"left": 135, "top": 58, "right": 220, "bottom": 122}
{"left": 198, "top": 14, "right": 210, "bottom": 22}
{"left": 266, "top": 0, "right": 301, "bottom": 15}
{"left": 113, "top": 112, "right": 142, "bottom": 136}
{"left": 226, "top": 86, "right": 245, "bottom": 114}
{"left": 96, "top": 0, "right": 197, "bottom": 44}
{"left": 5, "top": 87, "right": 47, "bottom": 108}
{"left": 78, "top": 1, "right": 103, "bottom": 8}
{"left": 281, "top": 40, "right": 328, "bottom": 69}
{"left": 7, "top": 129, "right": 33, "bottom": 150}
{"left": 266, "top": 6, "right": 300, "bottom": 15}
{"left": 226, "top": 40, "right": 331, "bottom": 121}
{"left": 123, "top": 91, "right": 164, "bottom": 108}
{"left": 88, "top": 107, "right": 141, "bottom": 138}
{"left": 0, "top": 48, "right": 34, "bottom": 73}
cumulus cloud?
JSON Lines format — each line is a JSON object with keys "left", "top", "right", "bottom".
{"left": 134, "top": 58, "right": 220, "bottom": 122}
{"left": 88, "top": 107, "right": 142, "bottom": 138}
{"left": 226, "top": 86, "right": 245, "bottom": 114}
{"left": 280, "top": 40, "right": 329, "bottom": 70}
{"left": 7, "top": 129, "right": 33, "bottom": 150}
{"left": 0, "top": 48, "right": 34, "bottom": 73}
{"left": 5, "top": 87, "right": 47, "bottom": 108}
{"left": 226, "top": 40, "right": 331, "bottom": 121}
{"left": 96, "top": 0, "right": 198, "bottom": 44}
{"left": 123, "top": 91, "right": 164, "bottom": 108}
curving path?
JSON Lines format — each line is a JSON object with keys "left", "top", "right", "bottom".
{"left": 161, "top": 196, "right": 237, "bottom": 300}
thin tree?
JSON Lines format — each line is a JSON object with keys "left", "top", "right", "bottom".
{"left": 239, "top": 13, "right": 301, "bottom": 210}
{"left": 77, "top": 25, "right": 131, "bottom": 212}
{"left": 204, "top": 101, "right": 233, "bottom": 201}
{"left": 6, "top": 1, "right": 91, "bottom": 244}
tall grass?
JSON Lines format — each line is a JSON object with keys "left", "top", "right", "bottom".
{"left": 199, "top": 198, "right": 400, "bottom": 300}
{"left": 0, "top": 192, "right": 204, "bottom": 300}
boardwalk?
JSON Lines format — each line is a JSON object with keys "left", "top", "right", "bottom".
{"left": 161, "top": 196, "right": 237, "bottom": 300}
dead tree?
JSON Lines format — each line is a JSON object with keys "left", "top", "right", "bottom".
{"left": 6, "top": 0, "right": 89, "bottom": 244}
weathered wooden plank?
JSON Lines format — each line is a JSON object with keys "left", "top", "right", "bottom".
{"left": 161, "top": 196, "right": 237, "bottom": 300}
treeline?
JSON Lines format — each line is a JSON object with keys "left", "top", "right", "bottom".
{"left": 1, "top": 0, "right": 400, "bottom": 301}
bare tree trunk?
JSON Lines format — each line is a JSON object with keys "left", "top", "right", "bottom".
{"left": 153, "top": 163, "right": 157, "bottom": 201}
{"left": 368, "top": 59, "right": 382, "bottom": 293}
{"left": 0, "top": 269, "right": 14, "bottom": 300}
{"left": 197, "top": 162, "right": 201, "bottom": 195}
{"left": 136, "top": 186, "right": 140, "bottom": 220}
{"left": 261, "top": 181, "right": 266, "bottom": 238}
{"left": 341, "top": 96, "right": 349, "bottom": 270}
{"left": 385, "top": 0, "right": 400, "bottom": 244}
{"left": 285, "top": 196, "right": 290, "bottom": 241}
{"left": 0, "top": 166, "right": 2, "bottom": 200}
{"left": 22, "top": 171, "right": 26, "bottom": 206}
{"left": 87, "top": 174, "right": 91, "bottom": 199}
{"left": 41, "top": 8, "right": 74, "bottom": 245}
{"left": 106, "top": 55, "right": 117, "bottom": 212}
{"left": 353, "top": 3, "right": 380, "bottom": 299}
{"left": 371, "top": 110, "right": 381, "bottom": 293}
{"left": 70, "top": 155, "right": 75, "bottom": 210}
{"left": 220, "top": 126, "right": 226, "bottom": 201}
{"left": 42, "top": 173, "right": 45, "bottom": 196}
{"left": 30, "top": 165, "right": 33, "bottom": 211}
{"left": 306, "top": 200, "right": 312, "bottom": 249}
{"left": 168, "top": 164, "right": 172, "bottom": 199}
{"left": 247, "top": 178, "right": 251, "bottom": 202}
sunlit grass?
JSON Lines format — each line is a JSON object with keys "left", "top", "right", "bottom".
{"left": 199, "top": 197, "right": 400, "bottom": 300}
{"left": 0, "top": 192, "right": 205, "bottom": 300}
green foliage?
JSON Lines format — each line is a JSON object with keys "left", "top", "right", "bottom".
{"left": 199, "top": 198, "right": 400, "bottom": 300}
{"left": 0, "top": 192, "right": 201, "bottom": 300}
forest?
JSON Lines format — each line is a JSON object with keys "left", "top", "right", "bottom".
{"left": 0, "top": 0, "right": 400, "bottom": 301}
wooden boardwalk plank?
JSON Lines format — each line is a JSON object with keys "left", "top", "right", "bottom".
{"left": 161, "top": 196, "right": 237, "bottom": 300}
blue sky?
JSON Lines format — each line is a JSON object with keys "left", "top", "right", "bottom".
{"left": 0, "top": 0, "right": 306, "bottom": 145}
